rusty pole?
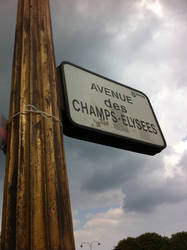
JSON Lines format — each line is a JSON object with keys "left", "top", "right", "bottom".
{"left": 1, "top": 0, "right": 75, "bottom": 249}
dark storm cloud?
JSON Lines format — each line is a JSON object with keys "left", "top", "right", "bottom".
{"left": 78, "top": 150, "right": 149, "bottom": 196}
{"left": 65, "top": 136, "right": 126, "bottom": 163}
{"left": 51, "top": 0, "right": 162, "bottom": 80}
{"left": 64, "top": 135, "right": 144, "bottom": 209}
{"left": 75, "top": 143, "right": 187, "bottom": 213}
{"left": 122, "top": 150, "right": 187, "bottom": 213}
{"left": 51, "top": 0, "right": 120, "bottom": 76}
{"left": 81, "top": 165, "right": 132, "bottom": 192}
{"left": 81, "top": 153, "right": 146, "bottom": 192}
{"left": 123, "top": 178, "right": 187, "bottom": 213}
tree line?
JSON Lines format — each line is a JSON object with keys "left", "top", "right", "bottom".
{"left": 113, "top": 232, "right": 187, "bottom": 250}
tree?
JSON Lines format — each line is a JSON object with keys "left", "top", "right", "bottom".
{"left": 170, "top": 232, "right": 187, "bottom": 250}
{"left": 136, "top": 232, "right": 168, "bottom": 250}
{"left": 113, "top": 237, "right": 139, "bottom": 250}
{"left": 113, "top": 232, "right": 187, "bottom": 250}
{"left": 160, "top": 236, "right": 170, "bottom": 250}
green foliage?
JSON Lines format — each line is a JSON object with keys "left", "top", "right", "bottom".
{"left": 160, "top": 236, "right": 170, "bottom": 250}
{"left": 136, "top": 233, "right": 167, "bottom": 250}
{"left": 170, "top": 232, "right": 187, "bottom": 250}
{"left": 113, "top": 232, "right": 187, "bottom": 250}
{"left": 115, "top": 237, "right": 139, "bottom": 250}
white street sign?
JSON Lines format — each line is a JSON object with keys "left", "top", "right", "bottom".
{"left": 59, "top": 62, "right": 166, "bottom": 155}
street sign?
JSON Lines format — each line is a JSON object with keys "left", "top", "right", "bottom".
{"left": 58, "top": 62, "right": 166, "bottom": 155}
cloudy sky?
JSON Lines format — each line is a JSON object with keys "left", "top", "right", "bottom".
{"left": 0, "top": 0, "right": 187, "bottom": 249}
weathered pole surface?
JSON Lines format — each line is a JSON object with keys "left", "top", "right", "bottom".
{"left": 1, "top": 0, "right": 75, "bottom": 249}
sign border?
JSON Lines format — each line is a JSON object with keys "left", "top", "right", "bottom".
{"left": 58, "top": 61, "right": 166, "bottom": 155}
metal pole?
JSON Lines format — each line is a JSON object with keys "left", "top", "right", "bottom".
{"left": 1, "top": 0, "right": 75, "bottom": 249}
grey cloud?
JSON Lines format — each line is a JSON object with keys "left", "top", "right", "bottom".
{"left": 163, "top": 0, "right": 187, "bottom": 20}
{"left": 122, "top": 150, "right": 187, "bottom": 213}
{"left": 178, "top": 149, "right": 187, "bottom": 174}
{"left": 51, "top": 0, "right": 162, "bottom": 79}
{"left": 64, "top": 135, "right": 144, "bottom": 209}
{"left": 64, "top": 129, "right": 174, "bottom": 214}
{"left": 65, "top": 137, "right": 124, "bottom": 163}
{"left": 81, "top": 165, "right": 132, "bottom": 193}
{"left": 75, "top": 144, "right": 187, "bottom": 214}
{"left": 123, "top": 180, "right": 187, "bottom": 213}
{"left": 80, "top": 153, "right": 146, "bottom": 192}
{"left": 64, "top": 138, "right": 126, "bottom": 210}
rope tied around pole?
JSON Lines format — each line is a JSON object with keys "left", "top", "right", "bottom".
{"left": 8, "top": 104, "right": 62, "bottom": 126}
